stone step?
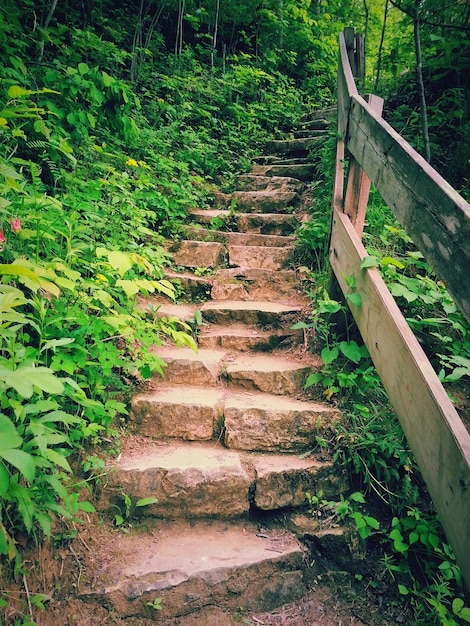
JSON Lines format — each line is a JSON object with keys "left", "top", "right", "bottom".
{"left": 149, "top": 346, "right": 226, "bottom": 386}
{"left": 223, "top": 352, "right": 313, "bottom": 395}
{"left": 300, "top": 106, "right": 335, "bottom": 123}
{"left": 183, "top": 225, "right": 295, "bottom": 248}
{"left": 80, "top": 519, "right": 307, "bottom": 621}
{"left": 265, "top": 136, "right": 326, "bottom": 156}
{"left": 146, "top": 346, "right": 313, "bottom": 396}
{"left": 212, "top": 190, "right": 299, "bottom": 213}
{"left": 224, "top": 390, "right": 340, "bottom": 451}
{"left": 235, "top": 174, "right": 304, "bottom": 192}
{"left": 200, "top": 300, "right": 302, "bottom": 326}
{"left": 188, "top": 209, "right": 299, "bottom": 236}
{"left": 228, "top": 244, "right": 293, "bottom": 271}
{"left": 213, "top": 267, "right": 299, "bottom": 301}
{"left": 130, "top": 385, "right": 224, "bottom": 441}
{"left": 169, "top": 240, "right": 226, "bottom": 269}
{"left": 293, "top": 129, "right": 329, "bottom": 139}
{"left": 251, "top": 163, "right": 316, "bottom": 180}
{"left": 164, "top": 267, "right": 299, "bottom": 302}
{"left": 101, "top": 438, "right": 342, "bottom": 518}
{"left": 197, "top": 323, "right": 301, "bottom": 351}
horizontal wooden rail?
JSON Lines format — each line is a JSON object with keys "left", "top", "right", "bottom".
{"left": 331, "top": 28, "right": 470, "bottom": 589}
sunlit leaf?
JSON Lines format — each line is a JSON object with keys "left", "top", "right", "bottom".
{"left": 0, "top": 449, "right": 35, "bottom": 483}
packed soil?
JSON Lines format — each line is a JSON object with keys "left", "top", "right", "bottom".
{"left": 1, "top": 505, "right": 417, "bottom": 626}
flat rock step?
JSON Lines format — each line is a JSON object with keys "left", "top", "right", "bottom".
{"left": 265, "top": 136, "right": 326, "bottom": 155}
{"left": 170, "top": 240, "right": 225, "bottom": 269}
{"left": 101, "top": 438, "right": 342, "bottom": 518}
{"left": 130, "top": 383, "right": 338, "bottom": 451}
{"left": 81, "top": 520, "right": 307, "bottom": 621}
{"left": 200, "top": 299, "right": 303, "bottom": 326}
{"left": 228, "top": 244, "right": 293, "bottom": 271}
{"left": 251, "top": 163, "right": 316, "bottom": 180}
{"left": 147, "top": 345, "right": 314, "bottom": 395}
{"left": 189, "top": 209, "right": 299, "bottom": 236}
{"left": 198, "top": 323, "right": 301, "bottom": 351}
{"left": 164, "top": 267, "right": 299, "bottom": 301}
{"left": 212, "top": 190, "right": 299, "bottom": 213}
{"left": 183, "top": 225, "right": 295, "bottom": 247}
{"left": 236, "top": 174, "right": 304, "bottom": 192}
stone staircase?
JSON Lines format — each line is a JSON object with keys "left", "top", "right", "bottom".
{"left": 82, "top": 109, "right": 350, "bottom": 624}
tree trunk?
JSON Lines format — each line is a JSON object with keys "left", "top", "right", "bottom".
{"left": 374, "top": 0, "right": 389, "bottom": 92}
{"left": 413, "top": 0, "right": 431, "bottom": 162}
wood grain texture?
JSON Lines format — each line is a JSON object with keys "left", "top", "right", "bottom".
{"left": 330, "top": 208, "right": 470, "bottom": 589}
{"left": 346, "top": 94, "right": 470, "bottom": 323}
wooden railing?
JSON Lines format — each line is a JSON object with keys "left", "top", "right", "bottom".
{"left": 330, "top": 28, "right": 470, "bottom": 589}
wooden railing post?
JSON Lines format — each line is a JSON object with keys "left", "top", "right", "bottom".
{"left": 328, "top": 29, "right": 470, "bottom": 590}
{"left": 343, "top": 94, "right": 384, "bottom": 237}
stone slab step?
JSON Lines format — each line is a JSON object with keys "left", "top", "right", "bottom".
{"left": 102, "top": 441, "right": 251, "bottom": 519}
{"left": 198, "top": 323, "right": 301, "bottom": 351}
{"left": 212, "top": 267, "right": 299, "bottom": 301}
{"left": 228, "top": 244, "right": 293, "bottom": 271}
{"left": 189, "top": 209, "right": 299, "bottom": 236}
{"left": 164, "top": 268, "right": 300, "bottom": 302}
{"left": 235, "top": 174, "right": 304, "bottom": 192}
{"left": 212, "top": 190, "right": 299, "bottom": 213}
{"left": 80, "top": 520, "right": 307, "bottom": 621}
{"left": 138, "top": 299, "right": 197, "bottom": 323}
{"left": 251, "top": 164, "right": 316, "bottom": 180}
{"left": 130, "top": 385, "right": 224, "bottom": 441}
{"left": 201, "top": 300, "right": 302, "bottom": 326}
{"left": 150, "top": 346, "right": 226, "bottom": 385}
{"left": 293, "top": 129, "right": 329, "bottom": 139}
{"left": 170, "top": 240, "right": 225, "bottom": 269}
{"left": 265, "top": 136, "right": 325, "bottom": 155}
{"left": 183, "top": 225, "right": 295, "bottom": 248}
{"left": 224, "top": 391, "right": 340, "bottom": 452}
{"left": 223, "top": 352, "right": 312, "bottom": 395}
{"left": 101, "top": 438, "right": 342, "bottom": 517}
{"left": 147, "top": 346, "right": 311, "bottom": 395}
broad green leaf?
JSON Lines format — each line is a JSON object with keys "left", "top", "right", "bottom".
{"left": 38, "top": 410, "right": 82, "bottom": 425}
{"left": 116, "top": 279, "right": 139, "bottom": 297}
{"left": 43, "top": 448, "right": 72, "bottom": 473}
{"left": 321, "top": 346, "right": 339, "bottom": 365}
{"left": 78, "top": 62, "right": 89, "bottom": 75}
{"left": 0, "top": 463, "right": 10, "bottom": 497}
{"left": 398, "top": 584, "right": 409, "bottom": 596}
{"left": 136, "top": 497, "right": 158, "bottom": 507}
{"left": 360, "top": 255, "right": 379, "bottom": 269}
{"left": 347, "top": 292, "right": 362, "bottom": 307}
{"left": 7, "top": 85, "right": 33, "bottom": 98}
{"left": 78, "top": 500, "right": 96, "bottom": 513}
{"left": 389, "top": 283, "right": 418, "bottom": 303}
{"left": 40, "top": 337, "right": 75, "bottom": 353}
{"left": 380, "top": 256, "right": 405, "bottom": 269}
{"left": 0, "top": 414, "right": 22, "bottom": 450}
{"left": 340, "top": 340, "right": 362, "bottom": 363}
{"left": 0, "top": 365, "right": 64, "bottom": 398}
{"left": 0, "top": 449, "right": 35, "bottom": 482}
{"left": 0, "top": 163, "right": 23, "bottom": 181}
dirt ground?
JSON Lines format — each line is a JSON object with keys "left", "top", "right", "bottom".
{"left": 0, "top": 509, "right": 415, "bottom": 626}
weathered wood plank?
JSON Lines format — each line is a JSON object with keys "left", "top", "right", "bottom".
{"left": 346, "top": 94, "right": 470, "bottom": 323}
{"left": 343, "top": 95, "right": 384, "bottom": 236}
{"left": 330, "top": 208, "right": 470, "bottom": 590}
{"left": 337, "top": 31, "right": 357, "bottom": 140}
